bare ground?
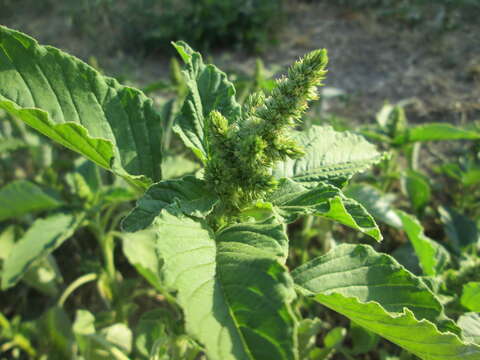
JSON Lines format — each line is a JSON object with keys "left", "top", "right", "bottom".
{"left": 3, "top": 2, "right": 480, "bottom": 125}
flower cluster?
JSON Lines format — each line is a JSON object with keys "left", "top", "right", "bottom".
{"left": 204, "top": 49, "right": 328, "bottom": 214}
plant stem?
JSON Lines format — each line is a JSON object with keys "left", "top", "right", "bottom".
{"left": 58, "top": 273, "right": 98, "bottom": 307}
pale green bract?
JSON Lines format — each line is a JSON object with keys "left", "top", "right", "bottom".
{"left": 0, "top": 25, "right": 162, "bottom": 189}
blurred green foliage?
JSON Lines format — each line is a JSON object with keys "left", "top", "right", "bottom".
{"left": 65, "top": 0, "right": 283, "bottom": 53}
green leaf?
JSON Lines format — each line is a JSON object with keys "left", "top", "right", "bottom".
{"left": 270, "top": 179, "right": 382, "bottom": 241}
{"left": 297, "top": 318, "right": 322, "bottom": 359}
{"left": 323, "top": 327, "right": 346, "bottom": 348}
{"left": 293, "top": 245, "right": 480, "bottom": 360}
{"left": 22, "top": 255, "right": 62, "bottom": 296}
{"left": 122, "top": 176, "right": 218, "bottom": 232}
{"left": 162, "top": 155, "right": 200, "bottom": 180}
{"left": 0, "top": 26, "right": 162, "bottom": 188}
{"left": 394, "top": 123, "right": 480, "bottom": 145}
{"left": 101, "top": 324, "right": 132, "bottom": 355}
{"left": 292, "top": 244, "right": 457, "bottom": 333}
{"left": 0, "top": 180, "right": 62, "bottom": 221}
{"left": 401, "top": 170, "right": 431, "bottom": 213}
{"left": 1, "top": 212, "right": 83, "bottom": 290}
{"left": 309, "top": 294, "right": 480, "bottom": 360}
{"left": 73, "top": 310, "right": 130, "bottom": 360}
{"left": 0, "top": 137, "right": 27, "bottom": 152}
{"left": 120, "top": 229, "right": 162, "bottom": 291}
{"left": 0, "top": 226, "right": 61, "bottom": 296}
{"left": 458, "top": 313, "right": 480, "bottom": 345}
{"left": 154, "top": 208, "right": 297, "bottom": 360}
{"left": 397, "top": 211, "right": 450, "bottom": 276}
{"left": 461, "top": 282, "right": 480, "bottom": 312}
{"left": 36, "top": 306, "right": 74, "bottom": 358}
{"left": 76, "top": 158, "right": 102, "bottom": 194}
{"left": 0, "top": 225, "right": 16, "bottom": 264}
{"left": 73, "top": 310, "right": 132, "bottom": 360}
{"left": 439, "top": 206, "right": 479, "bottom": 251}
{"left": 345, "top": 183, "right": 402, "bottom": 228}
{"left": 273, "top": 126, "right": 383, "bottom": 186}
{"left": 135, "top": 309, "right": 170, "bottom": 358}
{"left": 173, "top": 41, "right": 241, "bottom": 162}
{"left": 376, "top": 104, "right": 407, "bottom": 138}
{"left": 349, "top": 321, "right": 379, "bottom": 355}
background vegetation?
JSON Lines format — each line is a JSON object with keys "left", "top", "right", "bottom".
{"left": 0, "top": 0, "right": 479, "bottom": 359}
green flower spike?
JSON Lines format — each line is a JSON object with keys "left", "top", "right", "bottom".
{"left": 205, "top": 49, "right": 329, "bottom": 215}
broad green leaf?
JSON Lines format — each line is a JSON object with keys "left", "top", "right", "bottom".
{"left": 292, "top": 244, "right": 457, "bottom": 333}
{"left": 1, "top": 212, "right": 83, "bottom": 290}
{"left": 0, "top": 180, "right": 62, "bottom": 221}
{"left": 458, "top": 313, "right": 480, "bottom": 345}
{"left": 273, "top": 126, "right": 383, "bottom": 185}
{"left": 439, "top": 206, "right": 479, "bottom": 251}
{"left": 270, "top": 179, "right": 382, "bottom": 241}
{"left": 173, "top": 41, "right": 241, "bottom": 162}
{"left": 461, "top": 282, "right": 480, "bottom": 312}
{"left": 345, "top": 183, "right": 402, "bottom": 228}
{"left": 292, "top": 245, "right": 480, "bottom": 360}
{"left": 308, "top": 294, "right": 480, "bottom": 360}
{"left": 120, "top": 230, "right": 162, "bottom": 291}
{"left": 154, "top": 209, "right": 297, "bottom": 360}
{"left": 401, "top": 170, "right": 431, "bottom": 213}
{"left": 397, "top": 211, "right": 450, "bottom": 276}
{"left": 0, "top": 26, "right": 162, "bottom": 188}
{"left": 122, "top": 176, "right": 218, "bottom": 232}
{"left": 394, "top": 123, "right": 480, "bottom": 145}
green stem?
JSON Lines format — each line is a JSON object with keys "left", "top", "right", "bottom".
{"left": 102, "top": 232, "right": 116, "bottom": 280}
{"left": 58, "top": 273, "right": 98, "bottom": 307}
{"left": 101, "top": 203, "right": 118, "bottom": 230}
{"left": 108, "top": 210, "right": 130, "bottom": 233}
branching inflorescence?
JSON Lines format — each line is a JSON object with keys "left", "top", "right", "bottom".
{"left": 204, "top": 49, "right": 328, "bottom": 213}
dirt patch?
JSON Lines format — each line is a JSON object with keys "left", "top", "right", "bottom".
{"left": 254, "top": 2, "right": 480, "bottom": 125}
{"left": 2, "top": 2, "right": 479, "bottom": 125}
